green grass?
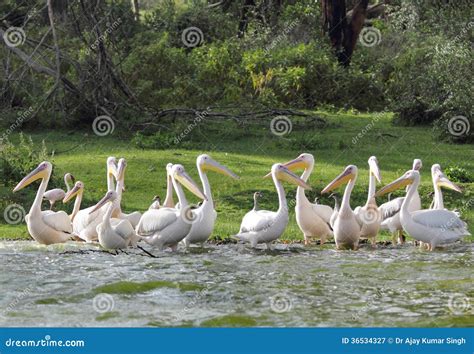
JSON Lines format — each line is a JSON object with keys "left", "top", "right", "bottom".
{"left": 1, "top": 110, "right": 473, "bottom": 242}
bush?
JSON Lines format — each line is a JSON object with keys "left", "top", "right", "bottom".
{"left": 132, "top": 131, "right": 177, "bottom": 150}
{"left": 383, "top": 33, "right": 472, "bottom": 134}
{"left": 444, "top": 165, "right": 473, "bottom": 184}
{"left": 243, "top": 43, "right": 383, "bottom": 110}
{"left": 0, "top": 133, "right": 51, "bottom": 186}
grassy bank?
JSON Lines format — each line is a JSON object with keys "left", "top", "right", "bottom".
{"left": 1, "top": 110, "right": 473, "bottom": 242}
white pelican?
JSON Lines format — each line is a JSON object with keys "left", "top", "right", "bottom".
{"left": 62, "top": 156, "right": 118, "bottom": 242}
{"left": 89, "top": 190, "right": 137, "bottom": 250}
{"left": 182, "top": 154, "right": 239, "bottom": 246}
{"left": 163, "top": 163, "right": 175, "bottom": 208}
{"left": 329, "top": 193, "right": 339, "bottom": 229}
{"left": 419, "top": 164, "right": 463, "bottom": 250}
{"left": 149, "top": 195, "right": 161, "bottom": 210}
{"left": 253, "top": 191, "right": 263, "bottom": 211}
{"left": 63, "top": 181, "right": 85, "bottom": 222}
{"left": 354, "top": 156, "right": 382, "bottom": 246}
{"left": 321, "top": 165, "right": 361, "bottom": 250}
{"left": 136, "top": 164, "right": 207, "bottom": 251}
{"left": 234, "top": 163, "right": 311, "bottom": 249}
{"left": 430, "top": 164, "right": 462, "bottom": 210}
{"left": 378, "top": 158, "right": 422, "bottom": 244}
{"left": 106, "top": 156, "right": 119, "bottom": 191}
{"left": 43, "top": 173, "right": 75, "bottom": 210}
{"left": 13, "top": 161, "right": 73, "bottom": 244}
{"left": 274, "top": 153, "right": 333, "bottom": 245}
{"left": 375, "top": 170, "right": 470, "bottom": 251}
{"left": 114, "top": 158, "right": 142, "bottom": 227}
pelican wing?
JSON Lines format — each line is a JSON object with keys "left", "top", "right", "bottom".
{"left": 239, "top": 210, "right": 278, "bottom": 233}
{"left": 112, "top": 219, "right": 136, "bottom": 240}
{"left": 311, "top": 203, "right": 333, "bottom": 223}
{"left": 42, "top": 210, "right": 73, "bottom": 233}
{"left": 74, "top": 206, "right": 104, "bottom": 230}
{"left": 411, "top": 209, "right": 470, "bottom": 233}
{"left": 43, "top": 188, "right": 65, "bottom": 201}
{"left": 136, "top": 208, "right": 177, "bottom": 236}
{"left": 378, "top": 197, "right": 404, "bottom": 220}
{"left": 121, "top": 211, "right": 142, "bottom": 228}
{"left": 353, "top": 208, "right": 364, "bottom": 228}
{"left": 329, "top": 210, "right": 338, "bottom": 229}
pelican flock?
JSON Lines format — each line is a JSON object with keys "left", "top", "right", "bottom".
{"left": 11, "top": 153, "right": 470, "bottom": 251}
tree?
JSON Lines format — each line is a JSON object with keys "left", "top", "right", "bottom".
{"left": 321, "top": 0, "right": 370, "bottom": 66}
{"left": 131, "top": 0, "right": 139, "bottom": 21}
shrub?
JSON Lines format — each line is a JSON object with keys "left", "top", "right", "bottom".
{"left": 0, "top": 133, "right": 51, "bottom": 186}
{"left": 243, "top": 42, "right": 383, "bottom": 110}
{"left": 444, "top": 165, "right": 473, "bottom": 184}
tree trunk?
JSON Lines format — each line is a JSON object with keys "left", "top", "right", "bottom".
{"left": 321, "top": 0, "right": 370, "bottom": 66}
{"left": 238, "top": 0, "right": 256, "bottom": 38}
{"left": 131, "top": 0, "right": 140, "bottom": 21}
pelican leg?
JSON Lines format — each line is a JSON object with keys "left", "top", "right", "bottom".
{"left": 397, "top": 230, "right": 405, "bottom": 244}
{"left": 391, "top": 232, "right": 398, "bottom": 245}
{"left": 429, "top": 241, "right": 437, "bottom": 252}
{"left": 304, "top": 235, "right": 310, "bottom": 246}
{"left": 170, "top": 243, "right": 178, "bottom": 252}
{"left": 266, "top": 242, "right": 273, "bottom": 251}
{"left": 320, "top": 235, "right": 327, "bottom": 246}
{"left": 370, "top": 237, "right": 377, "bottom": 248}
{"left": 49, "top": 201, "right": 55, "bottom": 210}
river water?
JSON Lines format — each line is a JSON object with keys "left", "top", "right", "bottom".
{"left": 0, "top": 241, "right": 472, "bottom": 327}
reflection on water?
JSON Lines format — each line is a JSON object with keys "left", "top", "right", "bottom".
{"left": 0, "top": 241, "right": 472, "bottom": 327}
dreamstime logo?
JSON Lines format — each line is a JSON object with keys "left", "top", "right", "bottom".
{"left": 270, "top": 116, "right": 292, "bottom": 136}
{"left": 3, "top": 27, "right": 26, "bottom": 47}
{"left": 448, "top": 293, "right": 470, "bottom": 315}
{"left": 359, "top": 27, "right": 381, "bottom": 47}
{"left": 86, "top": 18, "right": 122, "bottom": 55}
{"left": 3, "top": 204, "right": 26, "bottom": 225}
{"left": 174, "top": 108, "right": 210, "bottom": 145}
{"left": 358, "top": 205, "right": 381, "bottom": 225}
{"left": 269, "top": 293, "right": 293, "bottom": 313}
{"left": 92, "top": 115, "right": 115, "bottom": 136}
{"left": 447, "top": 115, "right": 470, "bottom": 137}
{"left": 92, "top": 293, "right": 115, "bottom": 313}
{"left": 264, "top": 19, "right": 299, "bottom": 53}
{"left": 352, "top": 113, "right": 382, "bottom": 145}
{"left": 180, "top": 205, "right": 203, "bottom": 225}
{"left": 181, "top": 27, "right": 204, "bottom": 48}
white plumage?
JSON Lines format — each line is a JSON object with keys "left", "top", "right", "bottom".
{"left": 136, "top": 164, "right": 207, "bottom": 251}
{"left": 235, "top": 163, "right": 311, "bottom": 249}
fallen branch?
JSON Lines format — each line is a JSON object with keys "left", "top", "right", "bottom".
{"left": 137, "top": 245, "right": 158, "bottom": 258}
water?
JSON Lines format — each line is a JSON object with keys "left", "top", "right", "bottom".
{"left": 0, "top": 241, "right": 472, "bottom": 327}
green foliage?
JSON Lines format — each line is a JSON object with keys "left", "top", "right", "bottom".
{"left": 242, "top": 43, "right": 383, "bottom": 110}
{"left": 385, "top": 33, "right": 471, "bottom": 133}
{"left": 144, "top": 0, "right": 236, "bottom": 46}
{"left": 0, "top": 133, "right": 50, "bottom": 186}
{"left": 1, "top": 0, "right": 472, "bottom": 145}
{"left": 444, "top": 166, "right": 473, "bottom": 184}
{"left": 132, "top": 131, "right": 177, "bottom": 150}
